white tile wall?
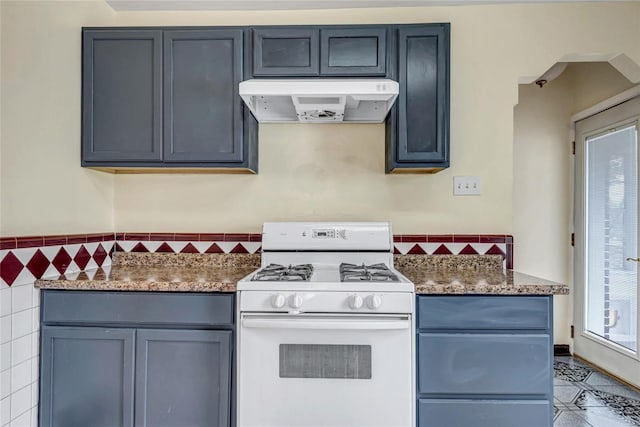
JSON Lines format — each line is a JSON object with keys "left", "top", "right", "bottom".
{"left": 0, "top": 281, "right": 40, "bottom": 427}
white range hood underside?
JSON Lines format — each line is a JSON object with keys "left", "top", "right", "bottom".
{"left": 239, "top": 79, "right": 399, "bottom": 123}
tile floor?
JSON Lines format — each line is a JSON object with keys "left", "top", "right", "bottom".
{"left": 554, "top": 356, "right": 640, "bottom": 426}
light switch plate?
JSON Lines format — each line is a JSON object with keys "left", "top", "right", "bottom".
{"left": 453, "top": 176, "right": 481, "bottom": 196}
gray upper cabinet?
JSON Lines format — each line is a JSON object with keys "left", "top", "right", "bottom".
{"left": 252, "top": 28, "right": 320, "bottom": 76}
{"left": 135, "top": 329, "right": 232, "bottom": 427}
{"left": 386, "top": 24, "right": 450, "bottom": 173}
{"left": 82, "top": 30, "right": 162, "bottom": 163}
{"left": 164, "top": 30, "right": 244, "bottom": 163}
{"left": 320, "top": 27, "right": 387, "bottom": 76}
{"left": 40, "top": 326, "right": 135, "bottom": 427}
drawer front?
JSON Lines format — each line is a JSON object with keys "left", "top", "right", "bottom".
{"left": 253, "top": 28, "right": 319, "bottom": 76}
{"left": 417, "top": 296, "right": 550, "bottom": 330}
{"left": 418, "top": 399, "right": 551, "bottom": 427}
{"left": 42, "top": 290, "right": 234, "bottom": 327}
{"left": 418, "top": 333, "right": 551, "bottom": 395}
{"left": 320, "top": 28, "right": 386, "bottom": 76}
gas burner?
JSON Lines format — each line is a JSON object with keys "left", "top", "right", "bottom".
{"left": 340, "top": 263, "right": 399, "bottom": 282}
{"left": 252, "top": 263, "right": 314, "bottom": 282}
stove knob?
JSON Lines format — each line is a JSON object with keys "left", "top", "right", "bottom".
{"left": 367, "top": 295, "right": 382, "bottom": 310}
{"left": 348, "top": 295, "right": 363, "bottom": 310}
{"left": 271, "top": 294, "right": 286, "bottom": 309}
{"left": 289, "top": 294, "right": 303, "bottom": 309}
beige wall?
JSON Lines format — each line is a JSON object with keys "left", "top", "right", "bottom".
{"left": 2, "top": 1, "right": 638, "bottom": 236}
{"left": 513, "top": 63, "right": 635, "bottom": 344}
{"left": 1, "top": 1, "right": 116, "bottom": 236}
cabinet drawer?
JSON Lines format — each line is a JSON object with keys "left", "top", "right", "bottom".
{"left": 417, "top": 333, "right": 551, "bottom": 395}
{"left": 42, "top": 290, "right": 234, "bottom": 327}
{"left": 320, "top": 28, "right": 386, "bottom": 76}
{"left": 417, "top": 296, "right": 550, "bottom": 330}
{"left": 253, "top": 28, "right": 319, "bottom": 76}
{"left": 418, "top": 399, "right": 551, "bottom": 427}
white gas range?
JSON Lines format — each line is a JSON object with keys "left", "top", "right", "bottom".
{"left": 237, "top": 222, "right": 415, "bottom": 427}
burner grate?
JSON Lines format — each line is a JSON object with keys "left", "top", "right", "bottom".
{"left": 340, "top": 263, "right": 399, "bottom": 282}
{"left": 252, "top": 263, "right": 314, "bottom": 282}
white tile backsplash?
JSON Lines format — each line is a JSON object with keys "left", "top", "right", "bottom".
{"left": 10, "top": 361, "right": 30, "bottom": 394}
{"left": 9, "top": 386, "right": 30, "bottom": 422}
{"left": 9, "top": 407, "right": 29, "bottom": 427}
{"left": 0, "top": 343, "right": 10, "bottom": 373}
{"left": 0, "top": 370, "right": 10, "bottom": 400}
{"left": 10, "top": 336, "right": 31, "bottom": 368}
{"left": 0, "top": 318, "right": 10, "bottom": 345}
{"left": 10, "top": 311, "right": 31, "bottom": 341}
{"left": 10, "top": 288, "right": 31, "bottom": 315}
{"left": 0, "top": 396, "right": 10, "bottom": 426}
{"left": 0, "top": 290, "right": 11, "bottom": 317}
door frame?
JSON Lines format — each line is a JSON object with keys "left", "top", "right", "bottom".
{"left": 571, "top": 86, "right": 640, "bottom": 388}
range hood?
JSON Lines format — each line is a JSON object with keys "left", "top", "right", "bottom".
{"left": 239, "top": 79, "right": 399, "bottom": 123}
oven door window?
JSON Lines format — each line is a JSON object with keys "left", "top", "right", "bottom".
{"left": 279, "top": 344, "right": 372, "bottom": 379}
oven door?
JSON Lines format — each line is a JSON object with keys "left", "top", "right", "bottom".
{"left": 238, "top": 313, "right": 413, "bottom": 427}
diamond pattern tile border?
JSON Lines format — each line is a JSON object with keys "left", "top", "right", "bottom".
{"left": 0, "top": 232, "right": 514, "bottom": 287}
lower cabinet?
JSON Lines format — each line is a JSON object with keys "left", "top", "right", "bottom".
{"left": 39, "top": 291, "right": 234, "bottom": 427}
{"left": 416, "top": 295, "right": 554, "bottom": 427}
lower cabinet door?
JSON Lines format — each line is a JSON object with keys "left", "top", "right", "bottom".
{"left": 40, "top": 326, "right": 135, "bottom": 427}
{"left": 135, "top": 329, "right": 232, "bottom": 427}
{"left": 418, "top": 399, "right": 552, "bottom": 427}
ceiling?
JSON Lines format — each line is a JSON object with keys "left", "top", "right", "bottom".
{"left": 105, "top": 0, "right": 636, "bottom": 11}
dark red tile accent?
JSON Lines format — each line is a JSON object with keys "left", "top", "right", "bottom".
{"left": 102, "top": 233, "right": 115, "bottom": 241}
{"left": 402, "top": 235, "right": 427, "bottom": 243}
{"left": 453, "top": 235, "right": 480, "bottom": 243}
{"left": 155, "top": 243, "right": 175, "bottom": 253}
{"left": 149, "top": 233, "right": 175, "bottom": 242}
{"left": 407, "top": 244, "right": 427, "bottom": 254}
{"left": 0, "top": 237, "right": 17, "bottom": 250}
{"left": 459, "top": 244, "right": 479, "bottom": 255}
{"left": 115, "top": 233, "right": 125, "bottom": 240}
{"left": 0, "top": 251, "right": 23, "bottom": 285}
{"left": 125, "top": 233, "right": 150, "bottom": 241}
{"left": 230, "top": 243, "right": 249, "bottom": 253}
{"left": 205, "top": 243, "right": 224, "bottom": 253}
{"left": 505, "top": 235, "right": 514, "bottom": 244}
{"left": 225, "top": 234, "right": 250, "bottom": 242}
{"left": 74, "top": 246, "right": 92, "bottom": 270}
{"left": 175, "top": 233, "right": 199, "bottom": 241}
{"left": 131, "top": 242, "right": 149, "bottom": 252}
{"left": 114, "top": 243, "right": 125, "bottom": 253}
{"left": 427, "top": 235, "right": 454, "bottom": 243}
{"left": 479, "top": 235, "right": 507, "bottom": 244}
{"left": 26, "top": 249, "right": 50, "bottom": 279}
{"left": 44, "top": 235, "right": 67, "bottom": 246}
{"left": 67, "top": 234, "right": 87, "bottom": 244}
{"left": 506, "top": 244, "right": 514, "bottom": 270}
{"left": 485, "top": 244, "right": 506, "bottom": 257}
{"left": 199, "top": 233, "right": 225, "bottom": 241}
{"left": 249, "top": 234, "right": 262, "bottom": 242}
{"left": 92, "top": 245, "right": 108, "bottom": 266}
{"left": 16, "top": 236, "right": 44, "bottom": 248}
{"left": 86, "top": 233, "right": 104, "bottom": 243}
{"left": 393, "top": 246, "right": 401, "bottom": 254}
{"left": 393, "top": 235, "right": 402, "bottom": 243}
{"left": 52, "top": 247, "right": 72, "bottom": 274}
{"left": 433, "top": 244, "right": 452, "bottom": 255}
{"left": 180, "top": 243, "right": 199, "bottom": 253}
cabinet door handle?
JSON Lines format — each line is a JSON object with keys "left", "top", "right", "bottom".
{"left": 626, "top": 257, "right": 640, "bottom": 262}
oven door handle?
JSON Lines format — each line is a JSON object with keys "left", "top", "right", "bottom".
{"left": 241, "top": 315, "right": 410, "bottom": 331}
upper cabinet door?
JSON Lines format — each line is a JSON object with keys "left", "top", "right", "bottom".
{"left": 320, "top": 28, "right": 387, "bottom": 76}
{"left": 394, "top": 25, "right": 450, "bottom": 167}
{"left": 163, "top": 30, "right": 244, "bottom": 163}
{"left": 82, "top": 30, "right": 162, "bottom": 163}
{"left": 253, "top": 28, "right": 319, "bottom": 76}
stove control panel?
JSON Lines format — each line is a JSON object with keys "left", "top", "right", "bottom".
{"left": 240, "top": 291, "right": 413, "bottom": 314}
